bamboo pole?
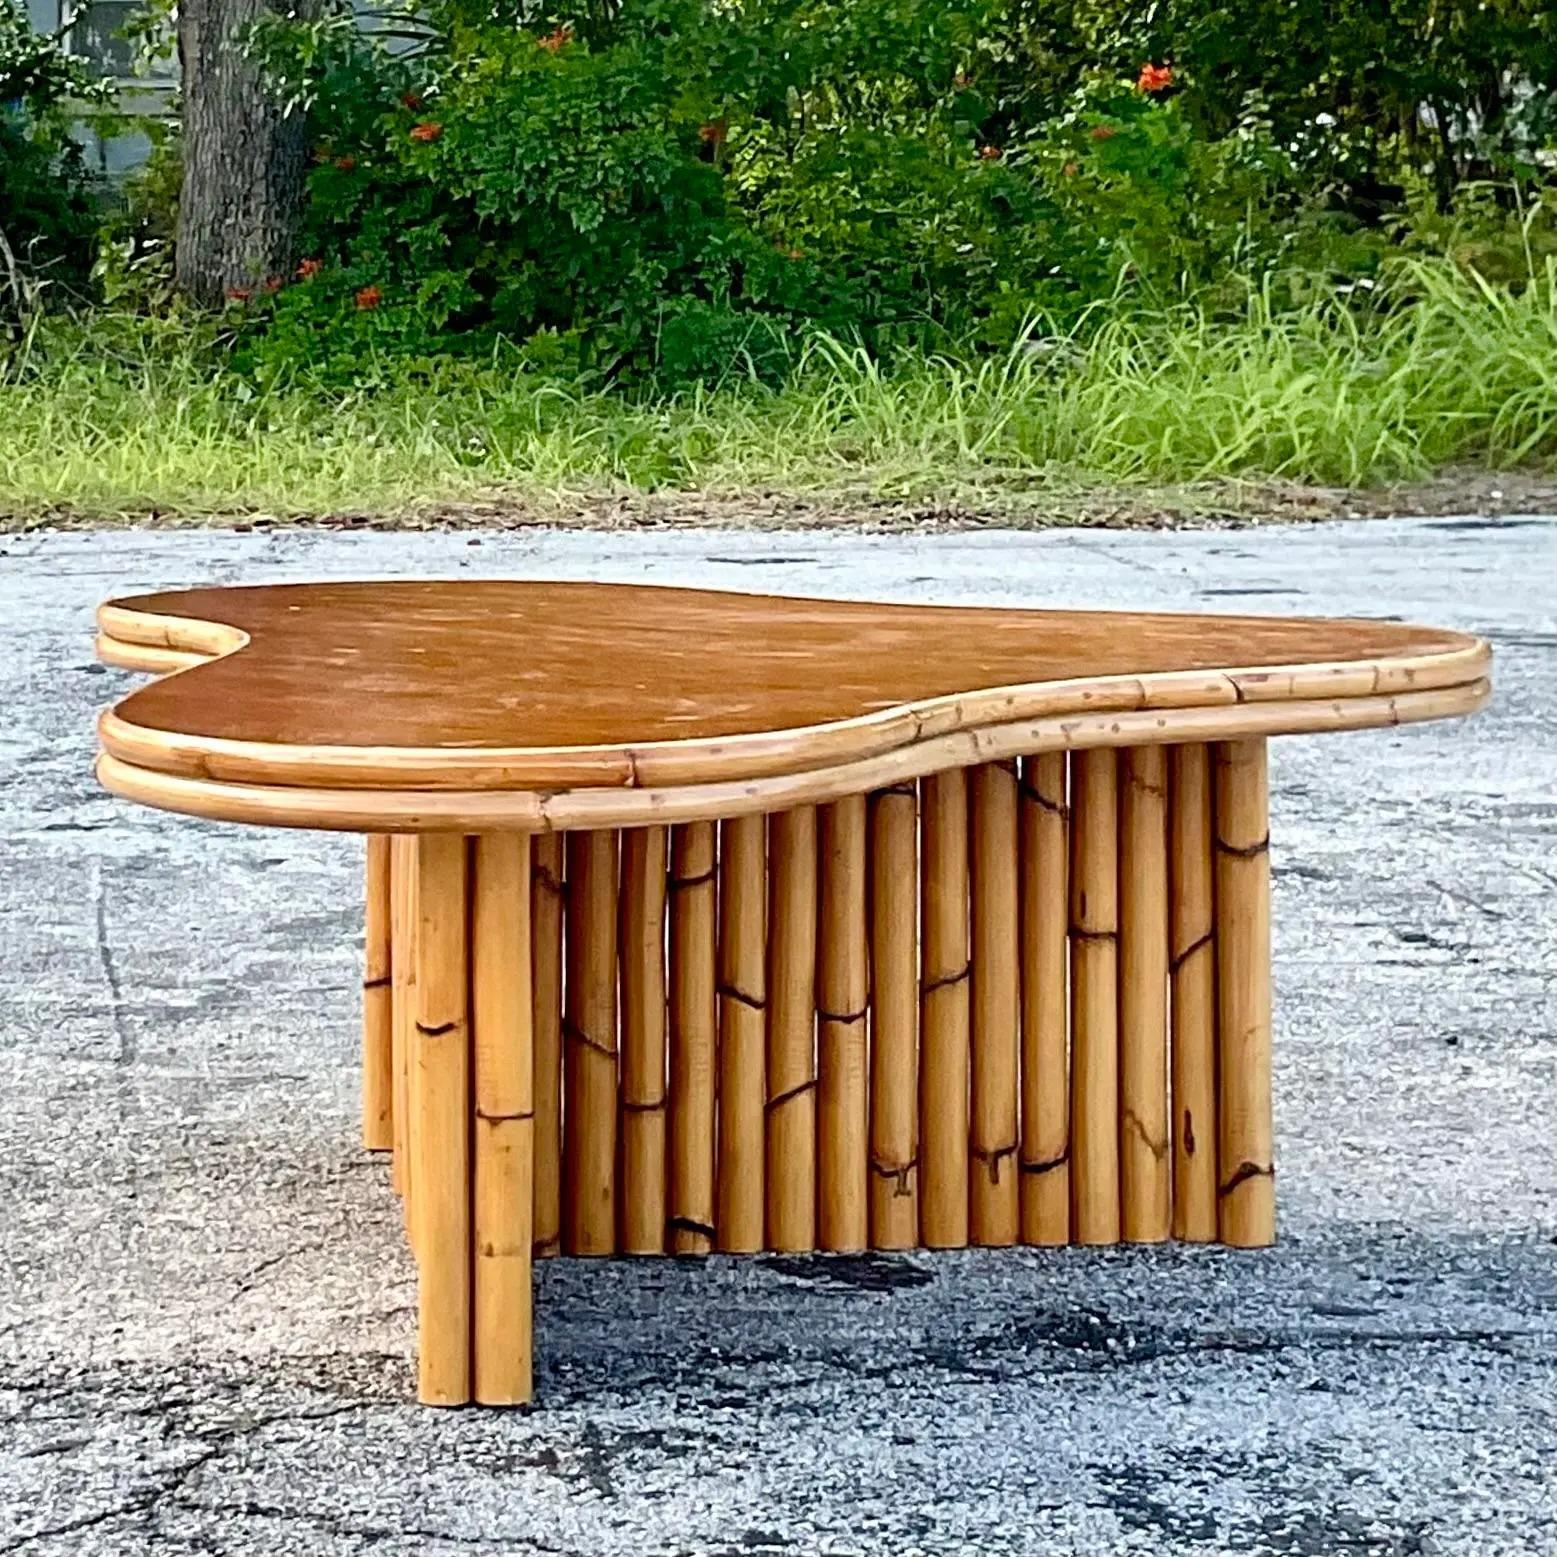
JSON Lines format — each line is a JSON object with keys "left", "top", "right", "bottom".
{"left": 563, "top": 828, "right": 619, "bottom": 1256}
{"left": 1119, "top": 746, "right": 1170, "bottom": 1243}
{"left": 390, "top": 835, "right": 417, "bottom": 1213}
{"left": 471, "top": 833, "right": 533, "bottom": 1405}
{"left": 619, "top": 826, "right": 669, "bottom": 1255}
{"left": 970, "top": 761, "right": 1019, "bottom": 1246}
{"left": 1069, "top": 749, "right": 1120, "bottom": 1246}
{"left": 531, "top": 832, "right": 564, "bottom": 1258}
{"left": 818, "top": 794, "right": 868, "bottom": 1252}
{"left": 919, "top": 768, "right": 970, "bottom": 1249}
{"left": 669, "top": 821, "right": 717, "bottom": 1255}
{"left": 1019, "top": 754, "right": 1069, "bottom": 1245}
{"left": 868, "top": 784, "right": 919, "bottom": 1249}
{"left": 362, "top": 835, "right": 394, "bottom": 1152}
{"left": 1169, "top": 744, "right": 1218, "bottom": 1241}
{"left": 716, "top": 813, "right": 766, "bottom": 1252}
{"left": 766, "top": 805, "right": 818, "bottom": 1252}
{"left": 1214, "top": 739, "right": 1275, "bottom": 1248}
{"left": 412, "top": 833, "right": 471, "bottom": 1406}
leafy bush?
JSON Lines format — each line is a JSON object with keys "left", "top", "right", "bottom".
{"left": 0, "top": 0, "right": 109, "bottom": 322}
{"left": 213, "top": 0, "right": 1555, "bottom": 389}
{"left": 234, "top": 0, "right": 1361, "bottom": 386}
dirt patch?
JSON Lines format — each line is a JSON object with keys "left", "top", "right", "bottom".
{"left": 5, "top": 467, "right": 1553, "bottom": 534}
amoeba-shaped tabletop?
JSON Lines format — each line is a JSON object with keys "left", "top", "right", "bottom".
{"left": 95, "top": 580, "right": 1490, "bottom": 831}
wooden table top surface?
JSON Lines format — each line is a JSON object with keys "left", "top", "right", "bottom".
{"left": 94, "top": 581, "right": 1490, "bottom": 830}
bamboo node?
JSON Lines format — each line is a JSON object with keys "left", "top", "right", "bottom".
{"left": 1169, "top": 928, "right": 1215, "bottom": 974}
{"left": 716, "top": 982, "right": 766, "bottom": 1011}
{"left": 666, "top": 1215, "right": 717, "bottom": 1240}
{"left": 363, "top": 975, "right": 391, "bottom": 990}
{"left": 1019, "top": 1150, "right": 1069, "bottom": 1177}
{"left": 1017, "top": 778, "right": 1069, "bottom": 817}
{"left": 971, "top": 1142, "right": 1018, "bottom": 1184}
{"left": 1069, "top": 927, "right": 1118, "bottom": 943}
{"left": 816, "top": 1005, "right": 868, "bottom": 1025}
{"left": 561, "top": 1017, "right": 617, "bottom": 1057}
{"left": 415, "top": 1019, "right": 459, "bottom": 1038}
{"left": 1219, "top": 1160, "right": 1275, "bottom": 1196}
{"left": 475, "top": 1107, "right": 535, "bottom": 1123}
{"left": 869, "top": 1154, "right": 918, "bottom": 1195}
{"left": 765, "top": 1078, "right": 818, "bottom": 1113}
{"left": 1216, "top": 833, "right": 1271, "bottom": 859}
{"left": 920, "top": 962, "right": 971, "bottom": 996}
{"left": 669, "top": 867, "right": 717, "bottom": 891}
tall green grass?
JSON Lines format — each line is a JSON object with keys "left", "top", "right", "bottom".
{"left": 0, "top": 256, "right": 1550, "bottom": 522}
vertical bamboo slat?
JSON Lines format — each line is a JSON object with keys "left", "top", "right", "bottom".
{"left": 530, "top": 832, "right": 565, "bottom": 1258}
{"left": 1169, "top": 744, "right": 1219, "bottom": 1241}
{"left": 1019, "top": 754, "right": 1070, "bottom": 1246}
{"left": 619, "top": 826, "right": 669, "bottom": 1255}
{"left": 1069, "top": 749, "right": 1120, "bottom": 1246}
{"left": 766, "top": 805, "right": 818, "bottom": 1252}
{"left": 564, "top": 828, "right": 619, "bottom": 1256}
{"left": 970, "top": 762, "right": 1019, "bottom": 1247}
{"left": 919, "top": 769, "right": 970, "bottom": 1249}
{"left": 471, "top": 834, "right": 533, "bottom": 1405}
{"left": 868, "top": 784, "right": 919, "bottom": 1248}
{"left": 390, "top": 835, "right": 417, "bottom": 1210}
{"left": 1214, "top": 739, "right": 1276, "bottom": 1248}
{"left": 716, "top": 814, "right": 766, "bottom": 1252}
{"left": 412, "top": 833, "right": 471, "bottom": 1406}
{"left": 1119, "top": 746, "right": 1170, "bottom": 1243}
{"left": 362, "top": 835, "right": 394, "bottom": 1152}
{"left": 818, "top": 795, "right": 868, "bottom": 1252}
{"left": 669, "top": 821, "right": 717, "bottom": 1255}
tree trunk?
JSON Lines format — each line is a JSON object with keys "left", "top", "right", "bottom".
{"left": 175, "top": 0, "right": 314, "bottom": 306}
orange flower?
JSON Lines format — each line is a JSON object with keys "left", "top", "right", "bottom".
{"left": 334, "top": 154, "right": 356, "bottom": 171}
{"left": 262, "top": 275, "right": 283, "bottom": 293}
{"left": 1137, "top": 62, "right": 1173, "bottom": 93}
{"left": 224, "top": 286, "right": 252, "bottom": 303}
{"left": 1089, "top": 123, "right": 1118, "bottom": 141}
{"left": 537, "top": 23, "right": 573, "bottom": 51}
{"left": 297, "top": 257, "right": 323, "bottom": 280}
{"left": 401, "top": 90, "right": 424, "bottom": 110}
{"left": 409, "top": 121, "right": 443, "bottom": 143}
{"left": 1062, "top": 160, "right": 1079, "bottom": 177}
{"left": 698, "top": 118, "right": 728, "bottom": 145}
{"left": 978, "top": 143, "right": 1001, "bottom": 160}
{"left": 355, "top": 285, "right": 383, "bottom": 310}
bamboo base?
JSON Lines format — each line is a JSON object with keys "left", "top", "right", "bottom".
{"left": 369, "top": 740, "right": 1277, "bottom": 1406}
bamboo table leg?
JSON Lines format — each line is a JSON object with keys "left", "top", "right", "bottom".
{"left": 1018, "top": 753, "right": 1069, "bottom": 1245}
{"left": 412, "top": 834, "right": 473, "bottom": 1406}
{"left": 1169, "top": 744, "right": 1219, "bottom": 1242}
{"left": 1069, "top": 750, "right": 1120, "bottom": 1246}
{"left": 361, "top": 835, "right": 394, "bottom": 1152}
{"left": 669, "top": 821, "right": 717, "bottom": 1255}
{"left": 1215, "top": 739, "right": 1276, "bottom": 1247}
{"left": 373, "top": 745, "right": 1285, "bottom": 1408}
{"left": 471, "top": 834, "right": 534, "bottom": 1405}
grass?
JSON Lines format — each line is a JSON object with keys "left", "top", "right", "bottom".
{"left": 0, "top": 255, "right": 1551, "bottom": 523}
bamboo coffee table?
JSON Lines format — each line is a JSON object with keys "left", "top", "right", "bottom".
{"left": 94, "top": 581, "right": 1490, "bottom": 1407}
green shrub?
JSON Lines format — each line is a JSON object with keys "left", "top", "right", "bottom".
{"left": 0, "top": 0, "right": 109, "bottom": 323}
{"left": 233, "top": 0, "right": 1364, "bottom": 387}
